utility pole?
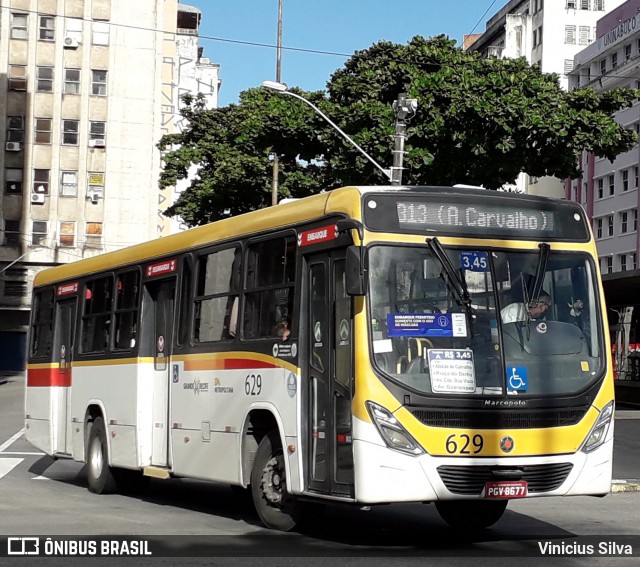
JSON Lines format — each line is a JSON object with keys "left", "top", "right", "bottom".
{"left": 271, "top": 0, "right": 283, "bottom": 206}
{"left": 391, "top": 93, "right": 417, "bottom": 186}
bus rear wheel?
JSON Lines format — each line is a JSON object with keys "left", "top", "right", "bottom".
{"left": 87, "top": 417, "right": 117, "bottom": 494}
{"left": 251, "top": 430, "right": 301, "bottom": 531}
{"left": 435, "top": 500, "right": 508, "bottom": 530}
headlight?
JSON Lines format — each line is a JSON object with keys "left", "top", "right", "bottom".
{"left": 366, "top": 401, "right": 424, "bottom": 455}
{"left": 581, "top": 401, "right": 614, "bottom": 453}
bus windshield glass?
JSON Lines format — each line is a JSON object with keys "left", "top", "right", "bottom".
{"left": 368, "top": 245, "right": 603, "bottom": 397}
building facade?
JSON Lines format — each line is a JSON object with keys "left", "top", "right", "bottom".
{"left": 0, "top": 1, "right": 219, "bottom": 371}
{"left": 568, "top": 0, "right": 640, "bottom": 389}
{"left": 465, "top": 0, "right": 625, "bottom": 198}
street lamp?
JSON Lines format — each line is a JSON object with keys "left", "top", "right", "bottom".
{"left": 261, "top": 80, "right": 393, "bottom": 183}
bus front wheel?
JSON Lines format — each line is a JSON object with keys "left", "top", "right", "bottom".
{"left": 87, "top": 417, "right": 117, "bottom": 494}
{"left": 251, "top": 430, "right": 301, "bottom": 531}
{"left": 435, "top": 500, "right": 508, "bottom": 530}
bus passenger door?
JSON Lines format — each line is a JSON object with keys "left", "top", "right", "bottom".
{"left": 306, "top": 251, "right": 355, "bottom": 497}
{"left": 52, "top": 297, "right": 76, "bottom": 455}
{"left": 142, "top": 278, "right": 176, "bottom": 467}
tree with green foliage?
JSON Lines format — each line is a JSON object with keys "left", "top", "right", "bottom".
{"left": 158, "top": 35, "right": 638, "bottom": 227}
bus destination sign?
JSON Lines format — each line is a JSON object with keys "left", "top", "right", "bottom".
{"left": 362, "top": 192, "right": 590, "bottom": 241}
{"left": 397, "top": 201, "right": 554, "bottom": 233}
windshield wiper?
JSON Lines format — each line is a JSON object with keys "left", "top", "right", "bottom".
{"left": 426, "top": 237, "right": 472, "bottom": 311}
{"left": 528, "top": 243, "right": 550, "bottom": 308}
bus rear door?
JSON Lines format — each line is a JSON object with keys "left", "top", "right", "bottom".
{"left": 52, "top": 297, "right": 76, "bottom": 455}
{"left": 141, "top": 277, "right": 176, "bottom": 467}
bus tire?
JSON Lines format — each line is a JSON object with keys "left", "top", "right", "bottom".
{"left": 87, "top": 417, "right": 117, "bottom": 494}
{"left": 435, "top": 500, "right": 508, "bottom": 530}
{"left": 251, "top": 429, "right": 301, "bottom": 531}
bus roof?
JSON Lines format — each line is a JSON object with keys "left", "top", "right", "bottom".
{"left": 32, "top": 185, "right": 575, "bottom": 288}
{"left": 33, "top": 186, "right": 362, "bottom": 288}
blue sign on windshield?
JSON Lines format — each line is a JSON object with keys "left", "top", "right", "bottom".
{"left": 461, "top": 251, "right": 489, "bottom": 272}
{"left": 387, "top": 313, "right": 453, "bottom": 337}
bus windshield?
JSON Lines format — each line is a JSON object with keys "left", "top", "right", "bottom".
{"left": 368, "top": 244, "right": 603, "bottom": 397}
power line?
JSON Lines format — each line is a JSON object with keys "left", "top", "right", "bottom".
{"left": 468, "top": 0, "right": 499, "bottom": 36}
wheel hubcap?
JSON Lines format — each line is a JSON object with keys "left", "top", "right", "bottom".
{"left": 90, "top": 438, "right": 103, "bottom": 477}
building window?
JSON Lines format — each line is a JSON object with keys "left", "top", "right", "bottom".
{"left": 11, "top": 13, "right": 28, "bottom": 40}
{"left": 580, "top": 0, "right": 590, "bottom": 9}
{"left": 89, "top": 122, "right": 106, "bottom": 146}
{"left": 623, "top": 169, "right": 629, "bottom": 191}
{"left": 635, "top": 209, "right": 638, "bottom": 231}
{"left": 606, "top": 257, "right": 613, "bottom": 274}
{"left": 88, "top": 173, "right": 105, "bottom": 198}
{"left": 621, "top": 254, "right": 627, "bottom": 272}
{"left": 6, "top": 117, "right": 24, "bottom": 144}
{"left": 64, "top": 69, "right": 81, "bottom": 94}
{"left": 59, "top": 221, "right": 76, "bottom": 247}
{"left": 600, "top": 59, "right": 606, "bottom": 74}
{"left": 565, "top": 26, "right": 576, "bottom": 44}
{"left": 567, "top": 0, "right": 576, "bottom": 7}
{"left": 597, "top": 178, "right": 603, "bottom": 198}
{"left": 35, "top": 118, "right": 52, "bottom": 144}
{"left": 5, "top": 169, "right": 23, "bottom": 195}
{"left": 32, "top": 221, "right": 48, "bottom": 246}
{"left": 3, "top": 220, "right": 21, "bottom": 247}
{"left": 8, "top": 65, "right": 27, "bottom": 91}
{"left": 33, "top": 169, "right": 50, "bottom": 195}
{"left": 65, "top": 18, "right": 83, "bottom": 43}
{"left": 92, "top": 21, "right": 110, "bottom": 45}
{"left": 636, "top": 166, "right": 639, "bottom": 188}
{"left": 39, "top": 15, "right": 55, "bottom": 41}
{"left": 91, "top": 70, "right": 107, "bottom": 96}
{"left": 564, "top": 59, "right": 574, "bottom": 75}
{"left": 596, "top": 218, "right": 603, "bottom": 239}
{"left": 36, "top": 67, "right": 53, "bottom": 92}
{"left": 609, "top": 174, "right": 614, "bottom": 196}
{"left": 537, "top": 26, "right": 543, "bottom": 46}
{"left": 62, "top": 120, "right": 79, "bottom": 145}
{"left": 611, "top": 52, "right": 618, "bottom": 69}
{"left": 633, "top": 253, "right": 638, "bottom": 270}
{"left": 60, "top": 171, "right": 78, "bottom": 197}
{"left": 607, "top": 215, "right": 614, "bottom": 237}
{"left": 85, "top": 222, "right": 103, "bottom": 248}
{"left": 579, "top": 26, "right": 590, "bottom": 46}
{"left": 594, "top": 0, "right": 604, "bottom": 9}
{"left": 626, "top": 44, "right": 632, "bottom": 60}
{"left": 621, "top": 211, "right": 628, "bottom": 234}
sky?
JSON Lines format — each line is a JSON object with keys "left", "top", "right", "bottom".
{"left": 185, "top": 0, "right": 501, "bottom": 107}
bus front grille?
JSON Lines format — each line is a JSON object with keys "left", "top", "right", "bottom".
{"left": 410, "top": 408, "right": 587, "bottom": 429}
{"left": 437, "top": 463, "right": 574, "bottom": 495}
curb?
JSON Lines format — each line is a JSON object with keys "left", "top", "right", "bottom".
{"left": 611, "top": 480, "right": 640, "bottom": 493}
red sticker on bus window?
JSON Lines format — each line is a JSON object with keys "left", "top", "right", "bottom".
{"left": 57, "top": 282, "right": 78, "bottom": 296}
{"left": 146, "top": 259, "right": 177, "bottom": 277}
{"left": 297, "top": 225, "right": 337, "bottom": 247}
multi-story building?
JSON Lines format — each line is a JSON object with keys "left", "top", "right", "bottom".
{"left": 465, "top": 0, "right": 625, "bottom": 197}
{"left": 568, "top": 0, "right": 640, "bottom": 392}
{"left": 0, "top": 1, "right": 219, "bottom": 371}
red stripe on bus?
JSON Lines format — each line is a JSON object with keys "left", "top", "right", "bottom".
{"left": 222, "top": 358, "right": 278, "bottom": 370}
{"left": 27, "top": 367, "right": 72, "bottom": 387}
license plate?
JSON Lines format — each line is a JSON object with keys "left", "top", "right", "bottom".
{"left": 484, "top": 480, "right": 528, "bottom": 499}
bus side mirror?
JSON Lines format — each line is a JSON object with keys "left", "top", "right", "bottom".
{"left": 345, "top": 245, "right": 366, "bottom": 296}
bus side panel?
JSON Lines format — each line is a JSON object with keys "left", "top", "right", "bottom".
{"left": 25, "top": 365, "right": 66, "bottom": 455}
{"left": 70, "top": 363, "right": 141, "bottom": 468}
{"left": 170, "top": 359, "right": 299, "bottom": 485}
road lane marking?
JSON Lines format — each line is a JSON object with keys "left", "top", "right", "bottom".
{"left": 0, "top": 428, "right": 25, "bottom": 453}
{"left": 0, "top": 458, "right": 23, "bottom": 479}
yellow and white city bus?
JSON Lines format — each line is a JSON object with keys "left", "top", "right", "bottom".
{"left": 25, "top": 186, "right": 614, "bottom": 531}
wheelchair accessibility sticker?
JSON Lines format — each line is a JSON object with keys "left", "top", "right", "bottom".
{"left": 507, "top": 366, "right": 528, "bottom": 393}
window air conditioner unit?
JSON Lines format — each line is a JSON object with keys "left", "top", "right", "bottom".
{"left": 63, "top": 36, "right": 79, "bottom": 48}
{"left": 6, "top": 142, "right": 22, "bottom": 152}
{"left": 89, "top": 139, "right": 106, "bottom": 147}
{"left": 31, "top": 193, "right": 45, "bottom": 204}
{"left": 88, "top": 192, "right": 101, "bottom": 204}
